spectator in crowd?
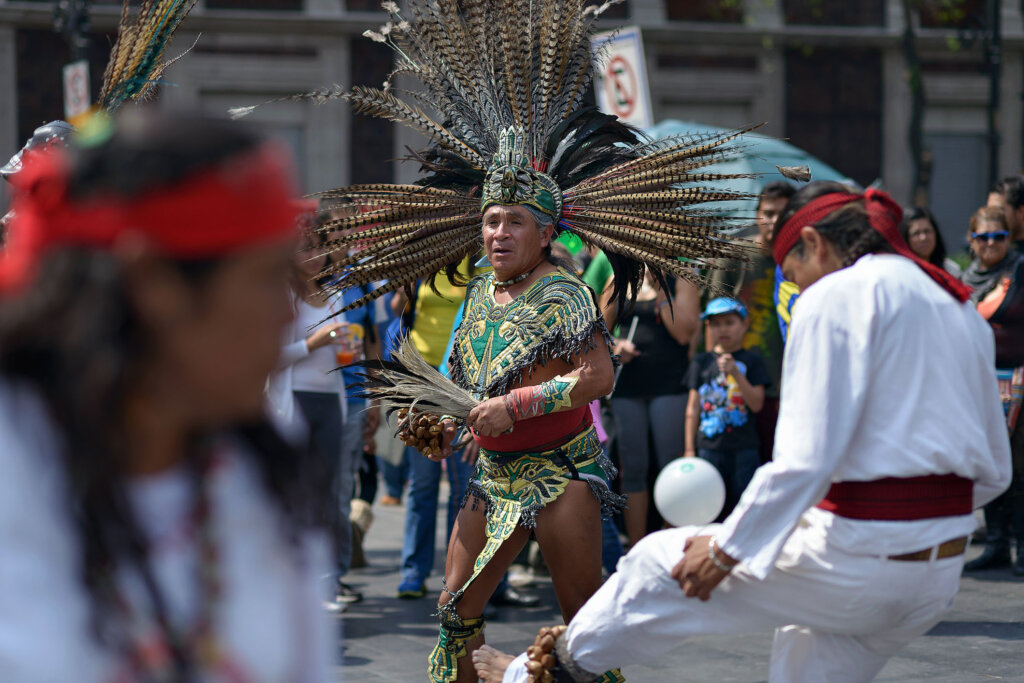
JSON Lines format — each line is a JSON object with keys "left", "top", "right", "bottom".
{"left": 581, "top": 246, "right": 612, "bottom": 295}
{"left": 319, "top": 200, "right": 381, "bottom": 580}
{"left": 392, "top": 260, "right": 481, "bottom": 601}
{"left": 901, "top": 206, "right": 962, "bottom": 278}
{"left": 0, "top": 111, "right": 334, "bottom": 679}
{"left": 987, "top": 176, "right": 1024, "bottom": 252}
{"left": 962, "top": 206, "right": 1024, "bottom": 576}
{"left": 372, "top": 285, "right": 410, "bottom": 506}
{"left": 710, "top": 181, "right": 795, "bottom": 463}
{"left": 600, "top": 268, "right": 700, "bottom": 546}
{"left": 267, "top": 221, "right": 364, "bottom": 607}
{"left": 684, "top": 298, "right": 769, "bottom": 520}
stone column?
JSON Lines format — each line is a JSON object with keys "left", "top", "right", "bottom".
{"left": 0, "top": 26, "right": 17, "bottom": 214}
{"left": 313, "top": 37, "right": 349, "bottom": 190}
{"left": 882, "top": 47, "right": 913, "bottom": 204}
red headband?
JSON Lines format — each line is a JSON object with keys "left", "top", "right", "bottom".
{"left": 1, "top": 142, "right": 300, "bottom": 294}
{"left": 773, "top": 188, "right": 971, "bottom": 303}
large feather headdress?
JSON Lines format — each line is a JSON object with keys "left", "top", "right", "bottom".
{"left": 251, "top": 0, "right": 758, "bottom": 312}
{"left": 3, "top": 0, "right": 196, "bottom": 181}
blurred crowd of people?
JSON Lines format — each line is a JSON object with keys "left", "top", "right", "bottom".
{"left": 314, "top": 171, "right": 1024, "bottom": 614}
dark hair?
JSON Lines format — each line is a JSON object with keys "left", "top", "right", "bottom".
{"left": 758, "top": 180, "right": 796, "bottom": 209}
{"left": 0, "top": 110, "right": 326, "bottom": 672}
{"left": 900, "top": 206, "right": 948, "bottom": 267}
{"left": 772, "top": 180, "right": 894, "bottom": 267}
{"left": 990, "top": 175, "right": 1024, "bottom": 209}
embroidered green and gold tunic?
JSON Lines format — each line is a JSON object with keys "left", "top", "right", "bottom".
{"left": 436, "top": 268, "right": 626, "bottom": 624}
{"left": 448, "top": 267, "right": 615, "bottom": 399}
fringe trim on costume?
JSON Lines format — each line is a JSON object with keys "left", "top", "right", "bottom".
{"left": 463, "top": 481, "right": 548, "bottom": 529}
{"left": 596, "top": 448, "right": 619, "bottom": 483}
{"left": 463, "top": 475, "right": 626, "bottom": 528}
{"left": 584, "top": 477, "right": 628, "bottom": 520}
{"left": 448, "top": 317, "right": 617, "bottom": 398}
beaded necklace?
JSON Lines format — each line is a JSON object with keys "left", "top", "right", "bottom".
{"left": 105, "top": 450, "right": 243, "bottom": 683}
{"left": 493, "top": 270, "right": 531, "bottom": 287}
{"left": 493, "top": 256, "right": 546, "bottom": 288}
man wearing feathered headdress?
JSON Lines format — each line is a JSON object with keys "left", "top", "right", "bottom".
{"left": 421, "top": 125, "right": 629, "bottom": 683}
{"left": 250, "top": 2, "right": 757, "bottom": 681}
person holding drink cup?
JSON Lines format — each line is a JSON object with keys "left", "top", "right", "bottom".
{"left": 267, "top": 221, "right": 364, "bottom": 607}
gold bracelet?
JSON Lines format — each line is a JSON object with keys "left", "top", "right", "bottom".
{"left": 708, "top": 537, "right": 736, "bottom": 574}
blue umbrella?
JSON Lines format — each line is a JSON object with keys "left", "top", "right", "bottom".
{"left": 645, "top": 119, "right": 855, "bottom": 226}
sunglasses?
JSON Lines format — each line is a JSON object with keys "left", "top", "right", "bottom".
{"left": 970, "top": 230, "right": 1009, "bottom": 243}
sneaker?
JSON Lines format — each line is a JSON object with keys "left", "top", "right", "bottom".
{"left": 323, "top": 598, "right": 349, "bottom": 613}
{"left": 397, "top": 578, "right": 426, "bottom": 599}
{"left": 489, "top": 586, "right": 541, "bottom": 608}
{"left": 378, "top": 494, "right": 402, "bottom": 506}
{"left": 336, "top": 581, "right": 364, "bottom": 604}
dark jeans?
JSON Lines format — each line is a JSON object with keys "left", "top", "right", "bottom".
{"left": 756, "top": 397, "right": 780, "bottom": 464}
{"left": 698, "top": 447, "right": 760, "bottom": 521}
{"left": 293, "top": 391, "right": 349, "bottom": 571}
{"left": 400, "top": 446, "right": 474, "bottom": 584}
{"left": 379, "top": 454, "right": 409, "bottom": 500}
{"left": 357, "top": 449, "right": 378, "bottom": 504}
{"left": 980, "top": 419, "right": 1024, "bottom": 551}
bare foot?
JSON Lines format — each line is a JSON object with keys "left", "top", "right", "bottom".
{"left": 473, "top": 644, "right": 515, "bottom": 682}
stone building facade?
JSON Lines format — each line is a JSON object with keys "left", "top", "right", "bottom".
{"left": 2, "top": 0, "right": 1022, "bottom": 244}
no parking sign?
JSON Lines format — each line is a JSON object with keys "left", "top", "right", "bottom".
{"left": 592, "top": 26, "right": 653, "bottom": 129}
{"left": 62, "top": 60, "right": 90, "bottom": 120}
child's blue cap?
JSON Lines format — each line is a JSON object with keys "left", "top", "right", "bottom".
{"left": 702, "top": 297, "right": 748, "bottom": 320}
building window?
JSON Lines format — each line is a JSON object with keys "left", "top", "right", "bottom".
{"left": 349, "top": 39, "right": 394, "bottom": 183}
{"left": 15, "top": 28, "right": 113, "bottom": 145}
{"left": 666, "top": 0, "right": 743, "bottom": 22}
{"left": 918, "top": 0, "right": 987, "bottom": 29}
{"left": 205, "top": 0, "right": 304, "bottom": 11}
{"left": 783, "top": 0, "right": 885, "bottom": 26}
{"left": 346, "top": 0, "right": 382, "bottom": 10}
{"left": 785, "top": 47, "right": 883, "bottom": 188}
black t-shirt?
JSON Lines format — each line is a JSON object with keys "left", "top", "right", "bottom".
{"left": 683, "top": 348, "right": 770, "bottom": 450}
{"left": 614, "top": 298, "right": 690, "bottom": 398}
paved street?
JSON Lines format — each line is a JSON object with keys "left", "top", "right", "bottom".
{"left": 338, "top": 491, "right": 1024, "bottom": 682}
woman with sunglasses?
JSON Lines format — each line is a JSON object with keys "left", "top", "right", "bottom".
{"left": 962, "top": 205, "right": 1024, "bottom": 576}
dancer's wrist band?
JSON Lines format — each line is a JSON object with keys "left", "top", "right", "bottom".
{"left": 502, "top": 393, "right": 518, "bottom": 423}
{"left": 708, "top": 538, "right": 736, "bottom": 573}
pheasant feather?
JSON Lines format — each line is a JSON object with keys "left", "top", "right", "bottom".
{"left": 99, "top": 0, "right": 198, "bottom": 111}
{"left": 261, "top": 0, "right": 769, "bottom": 316}
{"left": 352, "top": 335, "right": 480, "bottom": 419}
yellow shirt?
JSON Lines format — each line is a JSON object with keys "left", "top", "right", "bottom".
{"left": 410, "top": 257, "right": 474, "bottom": 367}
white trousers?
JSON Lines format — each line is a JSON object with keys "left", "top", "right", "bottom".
{"left": 503, "top": 515, "right": 964, "bottom": 683}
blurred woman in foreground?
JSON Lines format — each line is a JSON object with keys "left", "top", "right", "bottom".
{"left": 0, "top": 110, "right": 333, "bottom": 680}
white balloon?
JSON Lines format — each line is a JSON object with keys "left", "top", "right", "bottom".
{"left": 653, "top": 457, "right": 726, "bottom": 527}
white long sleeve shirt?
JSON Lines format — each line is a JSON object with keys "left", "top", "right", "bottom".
{"left": 0, "top": 380, "right": 334, "bottom": 682}
{"left": 717, "top": 254, "right": 1012, "bottom": 580}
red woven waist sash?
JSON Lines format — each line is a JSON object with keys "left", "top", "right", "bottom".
{"left": 816, "top": 474, "right": 973, "bottom": 521}
{"left": 472, "top": 405, "right": 591, "bottom": 453}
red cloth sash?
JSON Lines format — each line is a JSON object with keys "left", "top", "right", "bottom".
{"left": 816, "top": 474, "right": 973, "bottom": 521}
{"left": 472, "top": 405, "right": 592, "bottom": 453}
